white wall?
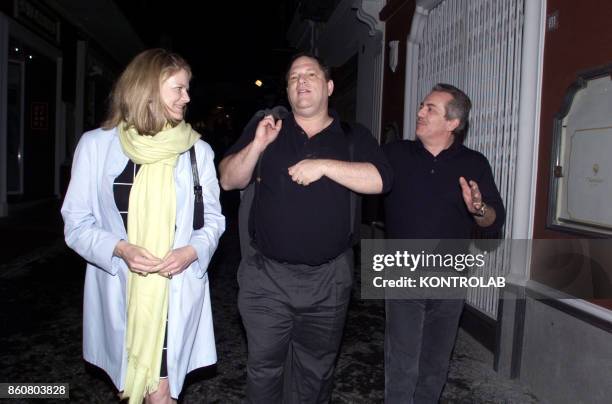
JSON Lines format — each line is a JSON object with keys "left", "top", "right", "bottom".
{"left": 521, "top": 298, "right": 612, "bottom": 403}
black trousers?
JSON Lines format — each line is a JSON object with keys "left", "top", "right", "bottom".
{"left": 385, "top": 299, "right": 464, "bottom": 404}
{"left": 238, "top": 248, "right": 353, "bottom": 404}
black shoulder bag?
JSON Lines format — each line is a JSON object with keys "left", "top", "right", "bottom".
{"left": 189, "top": 146, "right": 204, "bottom": 230}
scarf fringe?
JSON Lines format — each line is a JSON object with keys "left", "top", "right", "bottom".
{"left": 121, "top": 354, "right": 161, "bottom": 404}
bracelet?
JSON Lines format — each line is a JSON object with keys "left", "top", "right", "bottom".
{"left": 473, "top": 202, "right": 487, "bottom": 217}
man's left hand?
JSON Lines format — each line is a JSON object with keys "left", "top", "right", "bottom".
{"left": 153, "top": 246, "right": 198, "bottom": 279}
{"left": 459, "top": 176, "right": 483, "bottom": 214}
{"left": 288, "top": 159, "right": 326, "bottom": 186}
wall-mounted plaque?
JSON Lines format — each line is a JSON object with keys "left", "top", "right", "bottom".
{"left": 548, "top": 67, "right": 612, "bottom": 237}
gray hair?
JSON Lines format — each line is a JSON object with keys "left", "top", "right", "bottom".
{"left": 432, "top": 83, "right": 472, "bottom": 143}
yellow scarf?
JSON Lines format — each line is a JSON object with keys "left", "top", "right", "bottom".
{"left": 118, "top": 121, "right": 199, "bottom": 403}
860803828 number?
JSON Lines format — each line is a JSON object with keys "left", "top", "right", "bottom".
{"left": 0, "top": 383, "right": 69, "bottom": 399}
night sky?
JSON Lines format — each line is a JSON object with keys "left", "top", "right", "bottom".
{"left": 115, "top": 1, "right": 297, "bottom": 131}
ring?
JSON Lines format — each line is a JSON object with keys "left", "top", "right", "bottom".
{"left": 167, "top": 272, "right": 173, "bottom": 279}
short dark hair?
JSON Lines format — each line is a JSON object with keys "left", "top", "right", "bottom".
{"left": 432, "top": 83, "right": 472, "bottom": 143}
{"left": 285, "top": 51, "right": 331, "bottom": 83}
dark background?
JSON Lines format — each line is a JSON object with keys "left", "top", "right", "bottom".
{"left": 115, "top": 0, "right": 298, "bottom": 152}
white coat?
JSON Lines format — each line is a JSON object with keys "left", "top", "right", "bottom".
{"left": 61, "top": 127, "right": 225, "bottom": 397}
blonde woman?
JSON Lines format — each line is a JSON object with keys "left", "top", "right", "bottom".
{"left": 61, "top": 49, "right": 225, "bottom": 403}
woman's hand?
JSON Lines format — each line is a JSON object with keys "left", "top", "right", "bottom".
{"left": 153, "top": 246, "right": 198, "bottom": 279}
{"left": 113, "top": 240, "right": 162, "bottom": 276}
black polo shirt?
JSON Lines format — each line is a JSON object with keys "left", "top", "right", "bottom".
{"left": 383, "top": 139, "right": 505, "bottom": 239}
{"left": 226, "top": 111, "right": 392, "bottom": 265}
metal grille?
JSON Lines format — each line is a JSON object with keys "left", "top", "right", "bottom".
{"left": 416, "top": 0, "right": 524, "bottom": 318}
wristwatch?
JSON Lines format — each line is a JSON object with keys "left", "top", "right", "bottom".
{"left": 473, "top": 202, "right": 487, "bottom": 217}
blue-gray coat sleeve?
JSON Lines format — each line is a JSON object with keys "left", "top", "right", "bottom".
{"left": 61, "top": 132, "right": 124, "bottom": 275}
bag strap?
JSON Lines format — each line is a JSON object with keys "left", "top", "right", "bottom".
{"left": 240, "top": 108, "right": 279, "bottom": 251}
{"left": 189, "top": 146, "right": 204, "bottom": 230}
{"left": 340, "top": 121, "right": 358, "bottom": 245}
{"left": 249, "top": 145, "right": 266, "bottom": 242}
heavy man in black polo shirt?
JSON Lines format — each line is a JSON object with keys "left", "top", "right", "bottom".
{"left": 383, "top": 84, "right": 505, "bottom": 403}
{"left": 219, "top": 53, "right": 392, "bottom": 403}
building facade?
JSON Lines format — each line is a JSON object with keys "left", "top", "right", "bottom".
{"left": 0, "top": 0, "right": 143, "bottom": 216}
{"left": 290, "top": 0, "right": 612, "bottom": 401}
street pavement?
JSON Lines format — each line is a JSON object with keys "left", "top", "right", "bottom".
{"left": 0, "top": 198, "right": 539, "bottom": 403}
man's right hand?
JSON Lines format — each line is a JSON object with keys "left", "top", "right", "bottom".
{"left": 113, "top": 240, "right": 162, "bottom": 276}
{"left": 253, "top": 114, "right": 282, "bottom": 151}
{"left": 219, "top": 114, "right": 283, "bottom": 191}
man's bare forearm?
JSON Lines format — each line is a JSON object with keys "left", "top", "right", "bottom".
{"left": 219, "top": 140, "right": 265, "bottom": 190}
{"left": 321, "top": 160, "right": 383, "bottom": 194}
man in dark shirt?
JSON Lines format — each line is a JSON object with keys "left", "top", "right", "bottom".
{"left": 383, "top": 83, "right": 505, "bottom": 404}
{"left": 219, "top": 52, "right": 392, "bottom": 403}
